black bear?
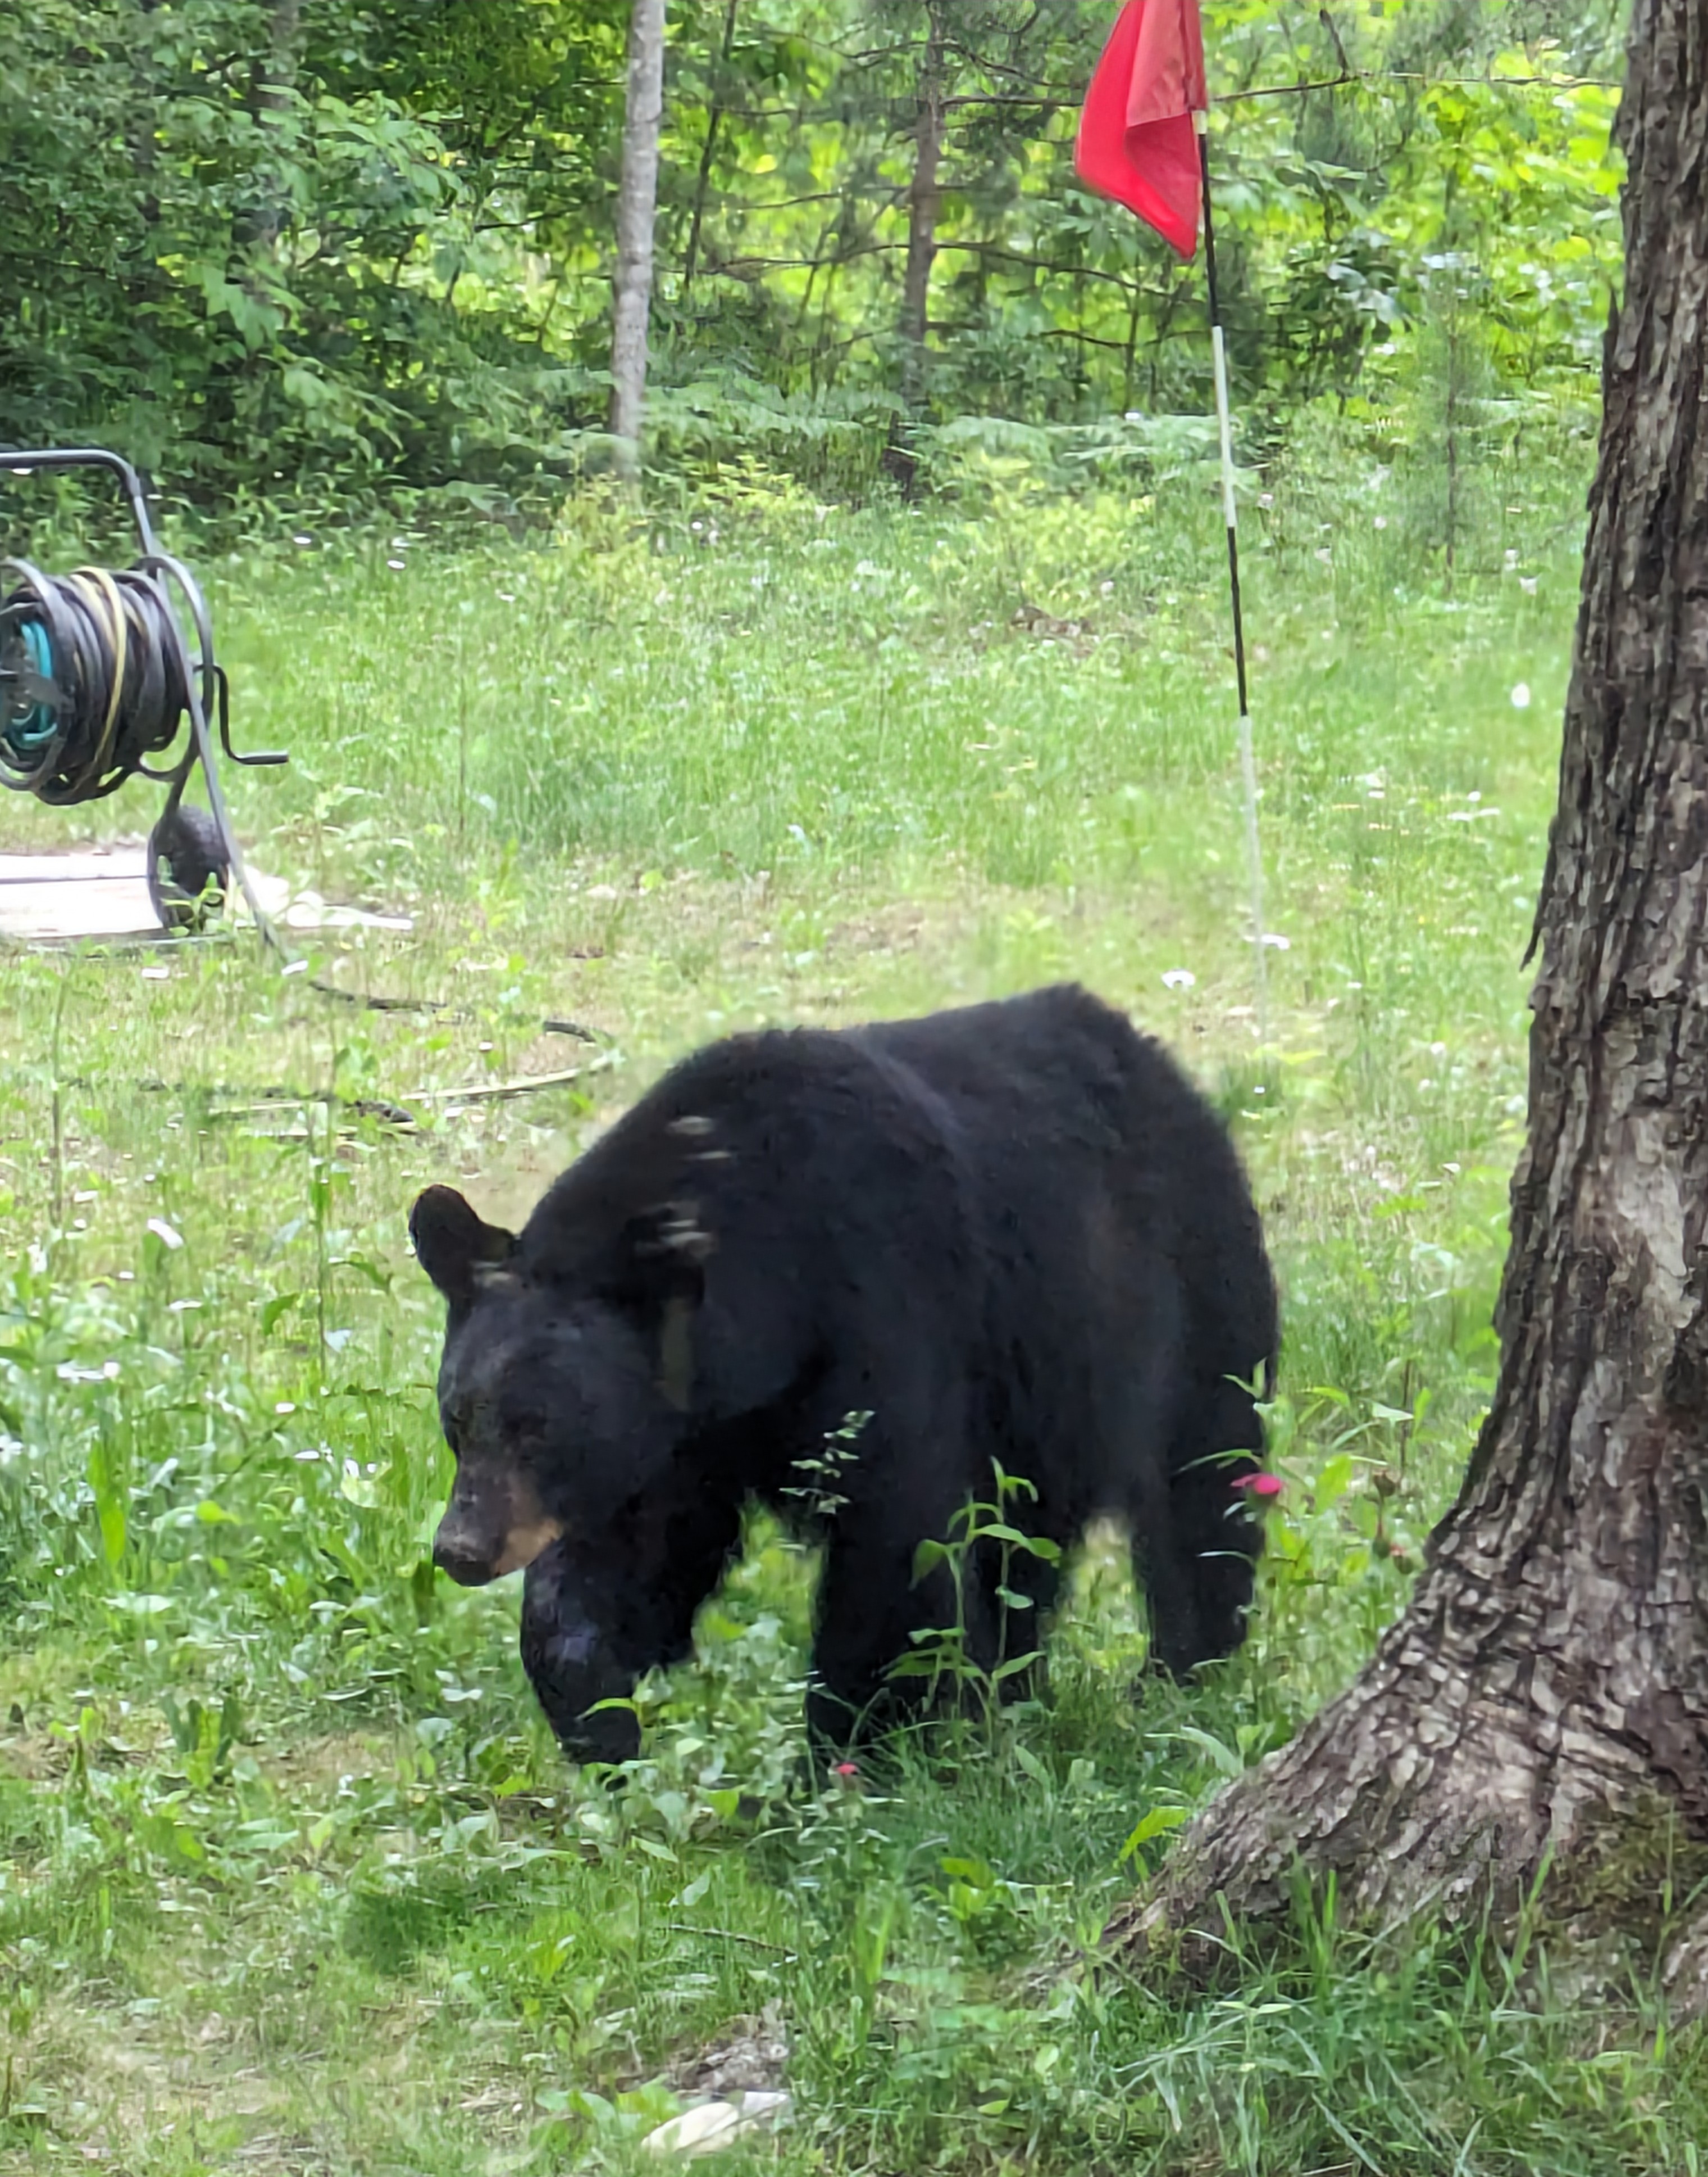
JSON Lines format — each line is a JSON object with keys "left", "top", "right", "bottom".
{"left": 411, "top": 984, "right": 1277, "bottom": 1762}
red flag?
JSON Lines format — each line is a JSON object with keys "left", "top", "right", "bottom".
{"left": 1074, "top": 0, "right": 1208, "bottom": 259}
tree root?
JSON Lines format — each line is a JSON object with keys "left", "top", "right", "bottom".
{"left": 1105, "top": 1572, "right": 1707, "bottom": 1984}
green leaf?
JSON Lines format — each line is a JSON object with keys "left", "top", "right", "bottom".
{"left": 885, "top": 1653, "right": 946, "bottom": 1680}
{"left": 1012, "top": 1745, "right": 1051, "bottom": 1787}
{"left": 912, "top": 1537, "right": 950, "bottom": 1581}
{"left": 261, "top": 1293, "right": 301, "bottom": 1335}
{"left": 282, "top": 365, "right": 333, "bottom": 409}
{"left": 1165, "top": 1726, "right": 1246, "bottom": 1779}
{"left": 1118, "top": 1805, "right": 1190, "bottom": 1861}
{"left": 98, "top": 1496, "right": 126, "bottom": 1567}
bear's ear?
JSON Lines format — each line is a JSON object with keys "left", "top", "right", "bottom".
{"left": 411, "top": 1185, "right": 518, "bottom": 1310}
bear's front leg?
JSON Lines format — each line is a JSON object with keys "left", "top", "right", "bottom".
{"left": 518, "top": 1489, "right": 744, "bottom": 1766}
{"left": 518, "top": 1538, "right": 649, "bottom": 1765}
{"left": 809, "top": 1514, "right": 1000, "bottom": 1754}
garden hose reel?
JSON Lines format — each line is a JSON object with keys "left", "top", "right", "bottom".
{"left": 0, "top": 447, "right": 286, "bottom": 931}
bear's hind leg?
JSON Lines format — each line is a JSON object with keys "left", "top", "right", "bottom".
{"left": 1126, "top": 1452, "right": 1211, "bottom": 1678}
{"left": 1159, "top": 1376, "right": 1266, "bottom": 1669}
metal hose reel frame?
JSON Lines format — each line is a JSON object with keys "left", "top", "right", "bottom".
{"left": 0, "top": 447, "right": 286, "bottom": 932}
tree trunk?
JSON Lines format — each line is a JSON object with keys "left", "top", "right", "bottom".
{"left": 243, "top": 0, "right": 303, "bottom": 251}
{"left": 253, "top": 0, "right": 301, "bottom": 124}
{"left": 899, "top": 3, "right": 946, "bottom": 412}
{"left": 883, "top": 4, "right": 946, "bottom": 494}
{"left": 1110, "top": 0, "right": 1708, "bottom": 1992}
{"left": 609, "top": 0, "right": 668, "bottom": 485}
{"left": 682, "top": 0, "right": 737, "bottom": 297}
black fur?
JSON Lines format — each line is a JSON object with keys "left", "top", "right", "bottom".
{"left": 412, "top": 985, "right": 1278, "bottom": 1761}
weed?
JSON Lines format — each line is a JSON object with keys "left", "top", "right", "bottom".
{"left": 897, "top": 1464, "right": 1062, "bottom": 1725}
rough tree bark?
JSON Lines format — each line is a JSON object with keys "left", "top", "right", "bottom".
{"left": 1110, "top": 0, "right": 1708, "bottom": 1997}
{"left": 609, "top": 0, "right": 668, "bottom": 485}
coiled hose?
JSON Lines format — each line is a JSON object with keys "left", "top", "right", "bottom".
{"left": 0, "top": 558, "right": 206, "bottom": 802}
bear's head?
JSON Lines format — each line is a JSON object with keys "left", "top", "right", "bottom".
{"left": 409, "top": 1183, "right": 708, "bottom": 1587}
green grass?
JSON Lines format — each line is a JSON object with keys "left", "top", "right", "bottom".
{"left": 6, "top": 432, "right": 1704, "bottom": 2175}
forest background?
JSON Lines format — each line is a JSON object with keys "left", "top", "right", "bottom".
{"left": 0, "top": 0, "right": 1629, "bottom": 519}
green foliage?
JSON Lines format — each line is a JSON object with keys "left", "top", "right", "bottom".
{"left": 0, "top": 1, "right": 1627, "bottom": 508}
{"left": 0, "top": 0, "right": 625, "bottom": 499}
{"left": 901, "top": 1465, "right": 1062, "bottom": 1720}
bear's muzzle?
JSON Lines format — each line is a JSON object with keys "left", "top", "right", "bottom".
{"left": 432, "top": 1473, "right": 564, "bottom": 1586}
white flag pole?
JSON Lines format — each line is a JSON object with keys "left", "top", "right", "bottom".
{"left": 1195, "top": 108, "right": 1268, "bottom": 1048}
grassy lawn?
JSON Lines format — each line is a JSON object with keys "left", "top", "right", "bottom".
{"left": 6, "top": 442, "right": 1704, "bottom": 2175}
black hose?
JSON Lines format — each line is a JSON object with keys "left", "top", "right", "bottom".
{"left": 0, "top": 561, "right": 198, "bottom": 801}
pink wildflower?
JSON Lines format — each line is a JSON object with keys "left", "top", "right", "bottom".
{"left": 1234, "top": 1472, "right": 1285, "bottom": 1499}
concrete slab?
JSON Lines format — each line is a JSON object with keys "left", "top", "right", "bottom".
{"left": 0, "top": 848, "right": 160, "bottom": 939}
{"left": 0, "top": 848, "right": 412, "bottom": 942}
{"left": 0, "top": 852, "right": 152, "bottom": 885}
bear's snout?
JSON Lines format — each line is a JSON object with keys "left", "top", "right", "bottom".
{"left": 432, "top": 1522, "right": 497, "bottom": 1587}
{"left": 432, "top": 1470, "right": 564, "bottom": 1587}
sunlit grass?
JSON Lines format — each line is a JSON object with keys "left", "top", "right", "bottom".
{"left": 5, "top": 441, "right": 1700, "bottom": 2176}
